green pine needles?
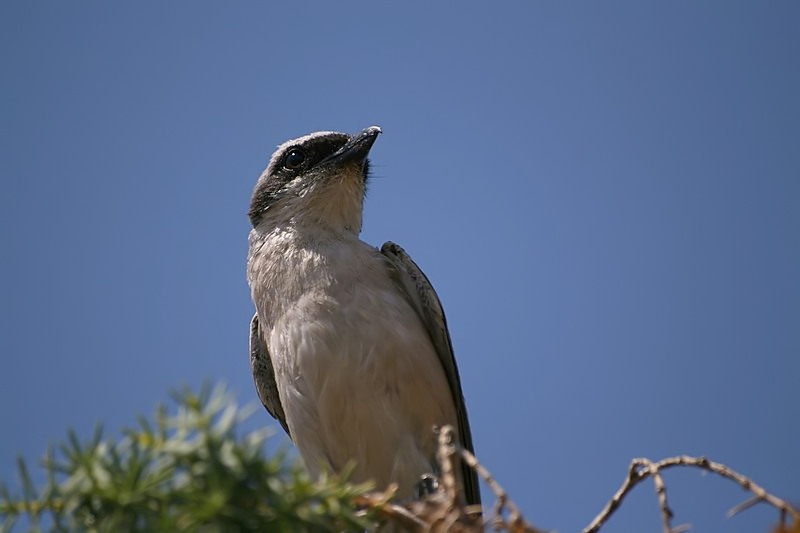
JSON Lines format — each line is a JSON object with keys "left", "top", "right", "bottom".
{"left": 0, "top": 383, "right": 376, "bottom": 533}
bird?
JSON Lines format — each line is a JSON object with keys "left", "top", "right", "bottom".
{"left": 246, "top": 126, "right": 481, "bottom": 508}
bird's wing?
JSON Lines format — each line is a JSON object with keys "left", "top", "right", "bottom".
{"left": 249, "top": 313, "right": 291, "bottom": 437}
{"left": 380, "top": 242, "right": 481, "bottom": 507}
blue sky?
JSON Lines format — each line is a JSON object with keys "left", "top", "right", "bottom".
{"left": 1, "top": 2, "right": 798, "bottom": 531}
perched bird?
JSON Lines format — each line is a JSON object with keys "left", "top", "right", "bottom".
{"left": 246, "top": 126, "right": 480, "bottom": 507}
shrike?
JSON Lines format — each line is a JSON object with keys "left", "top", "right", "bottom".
{"left": 246, "top": 126, "right": 480, "bottom": 507}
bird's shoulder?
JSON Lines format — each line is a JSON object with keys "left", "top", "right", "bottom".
{"left": 378, "top": 241, "right": 444, "bottom": 324}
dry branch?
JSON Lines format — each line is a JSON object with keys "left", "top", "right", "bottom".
{"left": 358, "top": 425, "right": 545, "bottom": 532}
{"left": 357, "top": 431, "right": 797, "bottom": 533}
{"left": 583, "top": 455, "right": 800, "bottom": 533}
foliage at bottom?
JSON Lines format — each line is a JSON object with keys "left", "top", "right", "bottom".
{"left": 0, "top": 384, "right": 375, "bottom": 533}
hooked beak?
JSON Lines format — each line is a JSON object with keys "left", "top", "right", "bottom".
{"left": 320, "top": 126, "right": 381, "bottom": 167}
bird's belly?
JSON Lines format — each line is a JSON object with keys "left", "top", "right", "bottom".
{"left": 269, "top": 287, "right": 457, "bottom": 497}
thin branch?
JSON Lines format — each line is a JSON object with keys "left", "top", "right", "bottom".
{"left": 362, "top": 425, "right": 544, "bottom": 532}
{"left": 444, "top": 426, "right": 546, "bottom": 533}
{"left": 583, "top": 455, "right": 800, "bottom": 533}
{"left": 648, "top": 462, "right": 674, "bottom": 533}
{"left": 354, "top": 487, "right": 428, "bottom": 532}
{"left": 727, "top": 495, "right": 763, "bottom": 518}
{"left": 583, "top": 461, "right": 647, "bottom": 533}
{"left": 436, "top": 426, "right": 459, "bottom": 506}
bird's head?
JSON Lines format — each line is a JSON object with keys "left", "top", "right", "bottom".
{"left": 248, "top": 126, "right": 381, "bottom": 234}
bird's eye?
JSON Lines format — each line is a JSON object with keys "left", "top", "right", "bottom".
{"left": 284, "top": 149, "right": 306, "bottom": 170}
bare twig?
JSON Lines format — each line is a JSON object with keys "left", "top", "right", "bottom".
{"left": 436, "top": 426, "right": 459, "bottom": 505}
{"left": 361, "top": 438, "right": 796, "bottom": 533}
{"left": 354, "top": 483, "right": 432, "bottom": 531}
{"left": 359, "top": 425, "right": 544, "bottom": 532}
{"left": 726, "top": 495, "right": 763, "bottom": 517}
{"left": 583, "top": 455, "right": 800, "bottom": 533}
{"left": 442, "top": 425, "right": 545, "bottom": 533}
{"left": 649, "top": 462, "right": 674, "bottom": 533}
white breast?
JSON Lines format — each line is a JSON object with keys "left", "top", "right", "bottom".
{"left": 253, "top": 233, "right": 457, "bottom": 497}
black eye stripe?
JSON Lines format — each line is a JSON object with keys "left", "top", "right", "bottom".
{"left": 282, "top": 136, "right": 342, "bottom": 170}
{"left": 249, "top": 131, "right": 373, "bottom": 227}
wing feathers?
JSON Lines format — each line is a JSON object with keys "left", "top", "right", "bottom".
{"left": 380, "top": 241, "right": 482, "bottom": 507}
{"left": 249, "top": 313, "right": 290, "bottom": 437}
